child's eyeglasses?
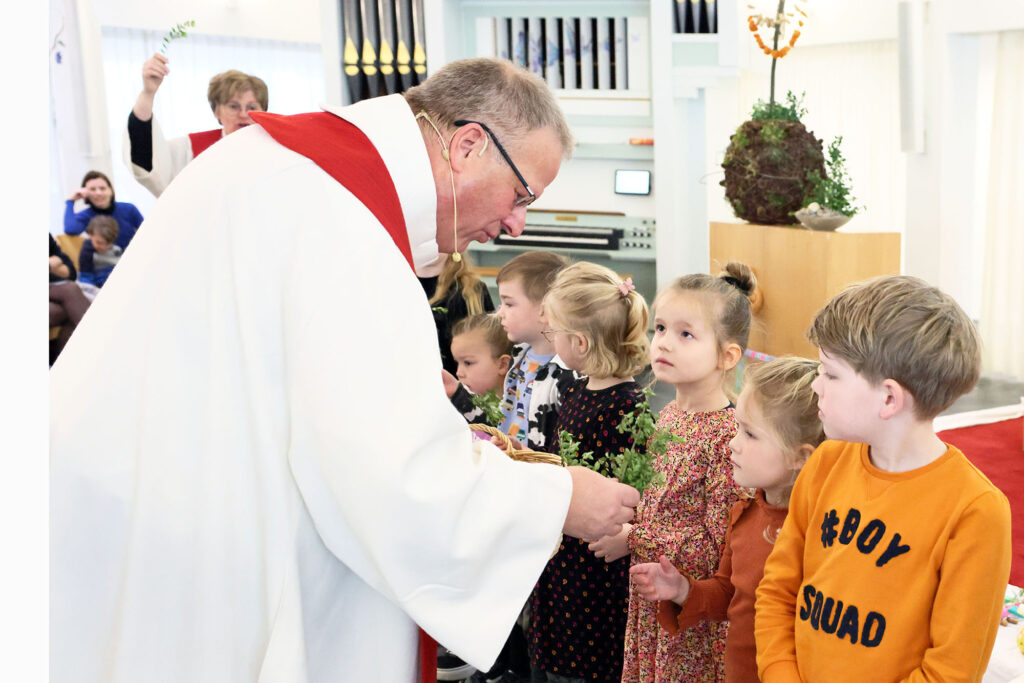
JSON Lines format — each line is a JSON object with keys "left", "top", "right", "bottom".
{"left": 541, "top": 328, "right": 568, "bottom": 343}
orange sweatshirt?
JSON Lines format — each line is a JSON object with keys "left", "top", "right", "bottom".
{"left": 755, "top": 440, "right": 1011, "bottom": 683}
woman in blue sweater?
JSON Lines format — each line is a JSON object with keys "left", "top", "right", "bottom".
{"left": 63, "top": 170, "right": 144, "bottom": 250}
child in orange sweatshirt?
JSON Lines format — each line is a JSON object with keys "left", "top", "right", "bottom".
{"left": 755, "top": 276, "right": 1011, "bottom": 682}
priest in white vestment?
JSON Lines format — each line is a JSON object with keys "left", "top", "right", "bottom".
{"left": 50, "top": 58, "right": 639, "bottom": 682}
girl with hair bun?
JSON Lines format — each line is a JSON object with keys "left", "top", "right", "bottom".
{"left": 526, "top": 261, "right": 650, "bottom": 682}
{"left": 613, "top": 262, "right": 759, "bottom": 682}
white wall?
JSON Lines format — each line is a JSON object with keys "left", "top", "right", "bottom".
{"left": 703, "top": 0, "right": 1024, "bottom": 321}
{"left": 91, "top": 0, "right": 322, "bottom": 43}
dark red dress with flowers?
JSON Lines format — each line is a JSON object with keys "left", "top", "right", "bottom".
{"left": 527, "top": 378, "right": 643, "bottom": 680}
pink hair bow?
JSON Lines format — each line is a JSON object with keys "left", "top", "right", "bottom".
{"left": 618, "top": 277, "right": 635, "bottom": 297}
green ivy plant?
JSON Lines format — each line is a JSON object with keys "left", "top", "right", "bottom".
{"left": 558, "top": 387, "right": 677, "bottom": 494}
{"left": 804, "top": 136, "right": 863, "bottom": 217}
{"left": 160, "top": 20, "right": 196, "bottom": 54}
{"left": 750, "top": 91, "right": 807, "bottom": 122}
{"left": 470, "top": 389, "right": 504, "bottom": 428}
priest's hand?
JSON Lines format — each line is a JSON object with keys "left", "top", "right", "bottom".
{"left": 562, "top": 467, "right": 639, "bottom": 541}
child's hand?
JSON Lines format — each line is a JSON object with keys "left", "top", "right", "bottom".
{"left": 441, "top": 369, "right": 459, "bottom": 398}
{"left": 629, "top": 555, "right": 690, "bottom": 605}
{"left": 492, "top": 435, "right": 524, "bottom": 451}
{"left": 588, "top": 523, "right": 631, "bottom": 563}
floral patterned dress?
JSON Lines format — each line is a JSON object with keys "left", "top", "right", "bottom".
{"left": 622, "top": 402, "right": 740, "bottom": 682}
{"left": 528, "top": 378, "right": 643, "bottom": 681}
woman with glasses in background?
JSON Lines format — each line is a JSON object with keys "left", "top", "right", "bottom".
{"left": 123, "top": 52, "right": 269, "bottom": 197}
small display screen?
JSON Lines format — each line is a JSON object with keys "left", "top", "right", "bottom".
{"left": 615, "top": 169, "right": 651, "bottom": 195}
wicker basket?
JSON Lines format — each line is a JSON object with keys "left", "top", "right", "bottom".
{"left": 468, "top": 424, "right": 564, "bottom": 466}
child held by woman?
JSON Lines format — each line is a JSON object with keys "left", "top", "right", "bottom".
{"left": 630, "top": 357, "right": 825, "bottom": 682}
{"left": 527, "top": 262, "right": 650, "bottom": 682}
{"left": 609, "top": 262, "right": 757, "bottom": 682}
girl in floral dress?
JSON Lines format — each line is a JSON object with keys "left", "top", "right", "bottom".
{"left": 602, "top": 262, "right": 758, "bottom": 682}
{"left": 526, "top": 262, "right": 651, "bottom": 682}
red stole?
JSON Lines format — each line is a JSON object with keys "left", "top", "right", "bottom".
{"left": 249, "top": 111, "right": 414, "bottom": 269}
{"left": 188, "top": 129, "right": 223, "bottom": 158}
{"left": 249, "top": 110, "right": 434, "bottom": 682}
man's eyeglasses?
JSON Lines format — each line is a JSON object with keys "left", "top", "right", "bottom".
{"left": 454, "top": 119, "right": 536, "bottom": 208}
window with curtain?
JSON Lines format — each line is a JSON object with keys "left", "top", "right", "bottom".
{"left": 100, "top": 27, "right": 326, "bottom": 216}
{"left": 979, "top": 30, "right": 1024, "bottom": 382}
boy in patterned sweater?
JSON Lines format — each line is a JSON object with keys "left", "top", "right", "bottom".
{"left": 754, "top": 275, "right": 1011, "bottom": 682}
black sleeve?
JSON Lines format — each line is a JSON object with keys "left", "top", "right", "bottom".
{"left": 481, "top": 284, "right": 495, "bottom": 313}
{"left": 50, "top": 235, "right": 76, "bottom": 282}
{"left": 127, "top": 111, "right": 154, "bottom": 172}
{"left": 450, "top": 383, "right": 486, "bottom": 424}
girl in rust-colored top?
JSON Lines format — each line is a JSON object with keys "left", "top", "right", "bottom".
{"left": 630, "top": 358, "right": 825, "bottom": 682}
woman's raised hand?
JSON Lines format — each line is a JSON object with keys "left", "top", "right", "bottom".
{"left": 141, "top": 53, "right": 169, "bottom": 96}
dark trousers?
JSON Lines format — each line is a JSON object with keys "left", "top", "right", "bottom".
{"left": 49, "top": 282, "right": 90, "bottom": 364}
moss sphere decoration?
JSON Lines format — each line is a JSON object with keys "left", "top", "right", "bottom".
{"left": 721, "top": 119, "right": 826, "bottom": 225}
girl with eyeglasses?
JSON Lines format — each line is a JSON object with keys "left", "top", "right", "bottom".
{"left": 526, "top": 261, "right": 651, "bottom": 683}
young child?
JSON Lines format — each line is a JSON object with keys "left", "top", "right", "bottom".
{"left": 527, "top": 262, "right": 651, "bottom": 682}
{"left": 755, "top": 275, "right": 1011, "bottom": 682}
{"left": 493, "top": 250, "right": 578, "bottom": 451}
{"left": 630, "top": 357, "right": 825, "bottom": 683}
{"left": 440, "top": 251, "right": 577, "bottom": 681}
{"left": 613, "top": 262, "right": 758, "bottom": 682}
{"left": 79, "top": 215, "right": 123, "bottom": 289}
{"left": 450, "top": 313, "right": 512, "bottom": 396}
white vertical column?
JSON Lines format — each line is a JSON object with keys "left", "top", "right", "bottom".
{"left": 626, "top": 16, "right": 649, "bottom": 95}
{"left": 496, "top": 18, "right": 510, "bottom": 61}
{"left": 545, "top": 17, "right": 561, "bottom": 89}
{"left": 597, "top": 17, "right": 611, "bottom": 90}
{"left": 562, "top": 18, "right": 577, "bottom": 90}
{"left": 528, "top": 17, "right": 543, "bottom": 78}
{"left": 512, "top": 18, "right": 527, "bottom": 68}
{"left": 579, "top": 18, "right": 594, "bottom": 89}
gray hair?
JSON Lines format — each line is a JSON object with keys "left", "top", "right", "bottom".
{"left": 404, "top": 57, "right": 574, "bottom": 160}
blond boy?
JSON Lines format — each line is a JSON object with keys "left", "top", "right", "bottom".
{"left": 755, "top": 275, "right": 1011, "bottom": 682}
{"left": 492, "top": 251, "right": 579, "bottom": 451}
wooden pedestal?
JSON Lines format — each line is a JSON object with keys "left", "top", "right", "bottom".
{"left": 709, "top": 222, "right": 901, "bottom": 358}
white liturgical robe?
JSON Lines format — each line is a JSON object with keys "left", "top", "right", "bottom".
{"left": 50, "top": 95, "right": 572, "bottom": 682}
